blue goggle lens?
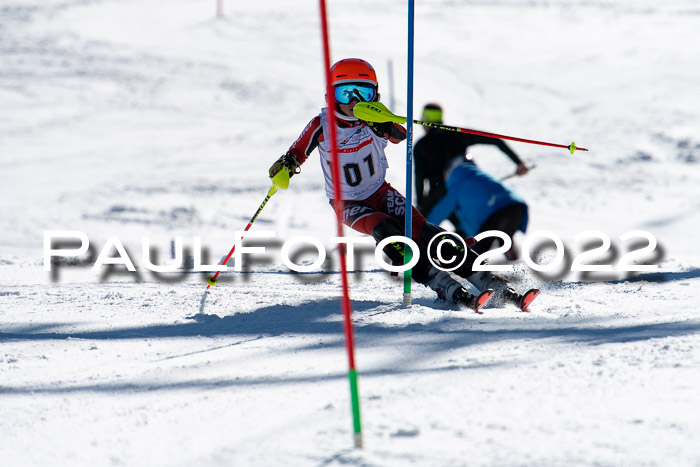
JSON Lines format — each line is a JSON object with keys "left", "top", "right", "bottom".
{"left": 334, "top": 83, "right": 376, "bottom": 104}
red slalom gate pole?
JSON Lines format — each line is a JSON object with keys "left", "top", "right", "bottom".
{"left": 318, "top": 0, "right": 363, "bottom": 449}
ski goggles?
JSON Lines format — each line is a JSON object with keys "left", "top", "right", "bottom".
{"left": 334, "top": 83, "right": 377, "bottom": 104}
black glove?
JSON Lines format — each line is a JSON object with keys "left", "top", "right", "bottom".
{"left": 365, "top": 121, "right": 395, "bottom": 138}
{"left": 269, "top": 153, "right": 301, "bottom": 178}
{"left": 365, "top": 121, "right": 407, "bottom": 142}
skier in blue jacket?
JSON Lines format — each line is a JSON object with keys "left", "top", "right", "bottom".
{"left": 414, "top": 103, "right": 530, "bottom": 258}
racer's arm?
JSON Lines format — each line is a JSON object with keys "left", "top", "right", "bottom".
{"left": 463, "top": 133, "right": 529, "bottom": 175}
{"left": 269, "top": 115, "right": 323, "bottom": 178}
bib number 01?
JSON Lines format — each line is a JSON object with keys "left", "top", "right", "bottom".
{"left": 330, "top": 154, "right": 376, "bottom": 187}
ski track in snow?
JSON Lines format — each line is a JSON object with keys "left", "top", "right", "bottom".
{"left": 1, "top": 0, "right": 700, "bottom": 465}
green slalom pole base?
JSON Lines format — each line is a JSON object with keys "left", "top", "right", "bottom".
{"left": 403, "top": 249, "right": 413, "bottom": 307}
{"left": 348, "top": 369, "right": 363, "bottom": 448}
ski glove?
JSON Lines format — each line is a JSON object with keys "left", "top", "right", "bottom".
{"left": 365, "top": 121, "right": 407, "bottom": 143}
{"left": 269, "top": 153, "right": 301, "bottom": 179}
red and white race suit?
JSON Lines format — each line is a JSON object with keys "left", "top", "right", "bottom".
{"left": 287, "top": 108, "right": 404, "bottom": 201}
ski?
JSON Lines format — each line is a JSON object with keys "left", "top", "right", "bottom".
{"left": 519, "top": 288, "right": 540, "bottom": 312}
{"left": 473, "top": 289, "right": 495, "bottom": 314}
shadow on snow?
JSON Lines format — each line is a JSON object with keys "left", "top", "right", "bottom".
{"left": 2, "top": 295, "right": 699, "bottom": 347}
{"left": 2, "top": 295, "right": 700, "bottom": 395}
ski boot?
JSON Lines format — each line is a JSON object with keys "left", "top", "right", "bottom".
{"left": 503, "top": 287, "right": 540, "bottom": 312}
{"left": 454, "top": 287, "right": 495, "bottom": 314}
{"left": 428, "top": 270, "right": 494, "bottom": 313}
{"left": 466, "top": 271, "right": 540, "bottom": 311}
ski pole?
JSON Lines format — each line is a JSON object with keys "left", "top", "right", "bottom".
{"left": 205, "top": 168, "right": 290, "bottom": 288}
{"left": 204, "top": 184, "right": 278, "bottom": 288}
{"left": 354, "top": 102, "right": 588, "bottom": 154}
{"left": 198, "top": 169, "right": 290, "bottom": 313}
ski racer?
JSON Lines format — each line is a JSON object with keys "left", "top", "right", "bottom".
{"left": 268, "top": 58, "right": 538, "bottom": 311}
{"left": 414, "top": 103, "right": 530, "bottom": 259}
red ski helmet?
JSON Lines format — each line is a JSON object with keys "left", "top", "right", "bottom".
{"left": 330, "top": 58, "right": 378, "bottom": 87}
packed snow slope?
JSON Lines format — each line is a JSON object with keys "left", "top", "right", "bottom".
{"left": 1, "top": 0, "right": 699, "bottom": 465}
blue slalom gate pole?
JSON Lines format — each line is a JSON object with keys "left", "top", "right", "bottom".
{"left": 403, "top": 0, "right": 415, "bottom": 307}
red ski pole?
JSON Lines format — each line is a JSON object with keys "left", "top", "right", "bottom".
{"left": 198, "top": 171, "right": 289, "bottom": 314}
{"left": 354, "top": 102, "right": 588, "bottom": 154}
{"left": 204, "top": 184, "right": 278, "bottom": 288}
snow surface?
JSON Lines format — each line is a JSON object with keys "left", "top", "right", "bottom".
{"left": 1, "top": 0, "right": 700, "bottom": 465}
